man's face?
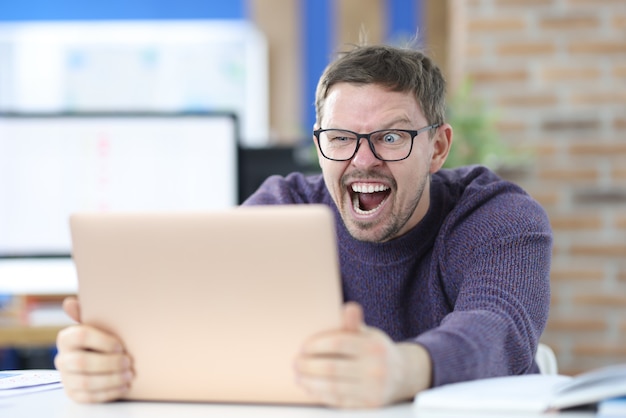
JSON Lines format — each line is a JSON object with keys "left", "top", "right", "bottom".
{"left": 315, "top": 82, "right": 450, "bottom": 243}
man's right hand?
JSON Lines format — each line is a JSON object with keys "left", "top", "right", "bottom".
{"left": 54, "top": 296, "right": 134, "bottom": 403}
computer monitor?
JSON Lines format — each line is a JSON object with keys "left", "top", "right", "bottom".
{"left": 237, "top": 145, "right": 320, "bottom": 204}
{"left": 0, "top": 112, "right": 239, "bottom": 257}
{"left": 0, "top": 20, "right": 268, "bottom": 146}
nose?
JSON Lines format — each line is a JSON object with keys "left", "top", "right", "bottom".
{"left": 351, "top": 137, "right": 382, "bottom": 168}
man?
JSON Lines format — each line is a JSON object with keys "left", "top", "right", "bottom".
{"left": 55, "top": 44, "right": 552, "bottom": 408}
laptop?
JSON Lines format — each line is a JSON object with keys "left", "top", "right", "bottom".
{"left": 69, "top": 204, "right": 343, "bottom": 405}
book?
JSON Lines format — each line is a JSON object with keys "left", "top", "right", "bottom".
{"left": 0, "top": 369, "right": 62, "bottom": 398}
{"left": 598, "top": 396, "right": 626, "bottom": 417}
{"left": 413, "top": 364, "right": 626, "bottom": 414}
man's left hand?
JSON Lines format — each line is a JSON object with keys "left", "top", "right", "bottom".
{"left": 294, "top": 302, "right": 432, "bottom": 409}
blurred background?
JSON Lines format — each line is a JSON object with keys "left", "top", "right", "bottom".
{"left": 0, "top": 0, "right": 625, "bottom": 376}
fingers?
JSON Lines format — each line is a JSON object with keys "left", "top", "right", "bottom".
{"left": 57, "top": 324, "right": 123, "bottom": 354}
{"left": 62, "top": 296, "right": 81, "bottom": 323}
{"left": 56, "top": 361, "right": 133, "bottom": 404}
{"left": 296, "top": 350, "right": 386, "bottom": 381}
{"left": 295, "top": 302, "right": 409, "bottom": 408}
{"left": 301, "top": 303, "right": 381, "bottom": 359}
{"left": 63, "top": 384, "right": 132, "bottom": 404}
{"left": 55, "top": 325, "right": 133, "bottom": 403}
{"left": 295, "top": 350, "right": 388, "bottom": 409}
{"left": 55, "top": 342, "right": 129, "bottom": 374}
{"left": 297, "top": 374, "right": 384, "bottom": 409}
{"left": 341, "top": 302, "right": 364, "bottom": 333}
{"left": 296, "top": 330, "right": 390, "bottom": 407}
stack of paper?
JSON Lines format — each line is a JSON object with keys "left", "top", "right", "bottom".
{"left": 414, "top": 364, "right": 626, "bottom": 414}
{"left": 0, "top": 369, "right": 62, "bottom": 398}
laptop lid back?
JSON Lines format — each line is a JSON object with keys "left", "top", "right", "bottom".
{"left": 70, "top": 204, "right": 343, "bottom": 404}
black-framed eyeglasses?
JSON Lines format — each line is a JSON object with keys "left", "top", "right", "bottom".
{"left": 313, "top": 123, "right": 440, "bottom": 162}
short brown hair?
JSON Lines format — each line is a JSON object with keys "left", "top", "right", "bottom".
{"left": 315, "top": 44, "right": 446, "bottom": 130}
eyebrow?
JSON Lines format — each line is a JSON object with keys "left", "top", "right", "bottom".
{"left": 379, "top": 117, "right": 414, "bottom": 130}
{"left": 329, "top": 117, "right": 416, "bottom": 132}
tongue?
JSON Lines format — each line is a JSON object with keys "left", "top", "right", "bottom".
{"left": 358, "top": 191, "right": 387, "bottom": 211}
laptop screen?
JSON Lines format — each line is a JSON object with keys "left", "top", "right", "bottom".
{"left": 0, "top": 112, "right": 238, "bottom": 257}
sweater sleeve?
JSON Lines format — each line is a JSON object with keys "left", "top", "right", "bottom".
{"left": 242, "top": 172, "right": 329, "bottom": 206}
{"left": 414, "top": 184, "right": 552, "bottom": 387}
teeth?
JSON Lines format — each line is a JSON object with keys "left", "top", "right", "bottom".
{"left": 351, "top": 183, "right": 389, "bottom": 193}
{"left": 352, "top": 194, "right": 385, "bottom": 215}
{"left": 350, "top": 183, "right": 390, "bottom": 215}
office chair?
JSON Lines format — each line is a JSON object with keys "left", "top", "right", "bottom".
{"left": 535, "top": 343, "right": 558, "bottom": 375}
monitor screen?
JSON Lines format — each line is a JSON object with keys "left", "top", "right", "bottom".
{"left": 0, "top": 20, "right": 268, "bottom": 146}
{"left": 0, "top": 112, "right": 238, "bottom": 256}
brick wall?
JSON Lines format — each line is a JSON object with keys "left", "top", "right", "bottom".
{"left": 460, "top": 0, "right": 626, "bottom": 375}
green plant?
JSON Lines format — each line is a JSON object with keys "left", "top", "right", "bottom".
{"left": 444, "top": 80, "right": 511, "bottom": 169}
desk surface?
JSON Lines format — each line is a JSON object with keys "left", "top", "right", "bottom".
{"left": 2, "top": 388, "right": 415, "bottom": 418}
{"left": 0, "top": 387, "right": 598, "bottom": 418}
{"left": 0, "top": 258, "right": 77, "bottom": 294}
{"left": 0, "top": 258, "right": 77, "bottom": 347}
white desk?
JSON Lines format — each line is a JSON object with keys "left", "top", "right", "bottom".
{"left": 0, "top": 258, "right": 77, "bottom": 294}
{"left": 2, "top": 388, "right": 415, "bottom": 418}
{"left": 0, "top": 387, "right": 599, "bottom": 418}
{"left": 0, "top": 258, "right": 77, "bottom": 348}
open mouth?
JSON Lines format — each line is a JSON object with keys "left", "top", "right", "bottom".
{"left": 350, "top": 183, "right": 391, "bottom": 215}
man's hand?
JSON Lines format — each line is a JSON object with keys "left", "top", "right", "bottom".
{"left": 294, "top": 301, "right": 432, "bottom": 409}
{"left": 54, "top": 296, "right": 134, "bottom": 403}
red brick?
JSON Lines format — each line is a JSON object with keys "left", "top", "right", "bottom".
{"left": 613, "top": 167, "right": 626, "bottom": 180}
{"left": 499, "top": 94, "right": 558, "bottom": 107}
{"left": 497, "top": 42, "right": 556, "bottom": 56}
{"left": 539, "top": 15, "right": 600, "bottom": 30}
{"left": 495, "top": 120, "right": 527, "bottom": 133}
{"left": 550, "top": 266, "right": 604, "bottom": 281}
{"left": 614, "top": 16, "right": 626, "bottom": 30}
{"left": 551, "top": 242, "right": 564, "bottom": 257}
{"left": 568, "top": 0, "right": 626, "bottom": 5}
{"left": 469, "top": 69, "right": 529, "bottom": 83}
{"left": 496, "top": 0, "right": 553, "bottom": 6}
{"left": 538, "top": 167, "right": 598, "bottom": 181}
{"left": 613, "top": 66, "right": 626, "bottom": 79}
{"left": 465, "top": 0, "right": 626, "bottom": 375}
{"left": 549, "top": 213, "right": 602, "bottom": 230}
{"left": 570, "top": 142, "right": 626, "bottom": 156}
{"left": 546, "top": 318, "right": 607, "bottom": 332}
{"left": 468, "top": 17, "right": 526, "bottom": 31}
{"left": 532, "top": 142, "right": 558, "bottom": 157}
{"left": 466, "top": 43, "right": 484, "bottom": 58}
{"left": 569, "top": 41, "right": 626, "bottom": 55}
{"left": 528, "top": 190, "right": 560, "bottom": 207}
{"left": 573, "top": 189, "right": 626, "bottom": 205}
{"left": 571, "top": 92, "right": 626, "bottom": 105}
{"left": 573, "top": 343, "right": 626, "bottom": 358}
{"left": 573, "top": 292, "right": 626, "bottom": 307}
{"left": 560, "top": 364, "right": 602, "bottom": 377}
{"left": 542, "top": 118, "right": 600, "bottom": 132}
{"left": 549, "top": 291, "right": 561, "bottom": 306}
{"left": 570, "top": 243, "right": 626, "bottom": 258}
{"left": 541, "top": 66, "right": 601, "bottom": 81}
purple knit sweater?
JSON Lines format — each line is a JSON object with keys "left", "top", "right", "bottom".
{"left": 243, "top": 165, "right": 552, "bottom": 387}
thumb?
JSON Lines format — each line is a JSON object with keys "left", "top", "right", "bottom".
{"left": 342, "top": 301, "right": 365, "bottom": 333}
{"left": 62, "top": 296, "right": 81, "bottom": 323}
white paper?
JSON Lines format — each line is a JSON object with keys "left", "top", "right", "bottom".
{"left": 414, "top": 374, "right": 570, "bottom": 414}
{"left": 0, "top": 370, "right": 62, "bottom": 398}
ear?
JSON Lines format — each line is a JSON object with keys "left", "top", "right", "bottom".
{"left": 429, "top": 123, "right": 453, "bottom": 173}
{"left": 312, "top": 124, "right": 325, "bottom": 165}
{"left": 312, "top": 123, "right": 320, "bottom": 147}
